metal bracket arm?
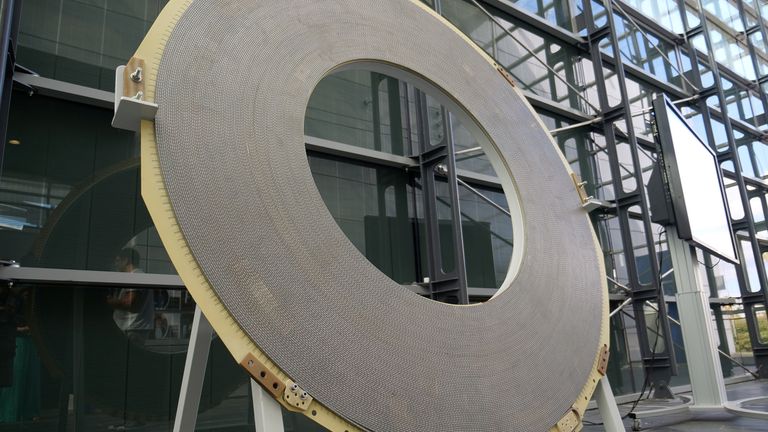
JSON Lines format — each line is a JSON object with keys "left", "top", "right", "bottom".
{"left": 112, "top": 57, "right": 158, "bottom": 131}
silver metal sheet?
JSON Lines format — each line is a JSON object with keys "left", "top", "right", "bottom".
{"left": 153, "top": 1, "right": 604, "bottom": 430}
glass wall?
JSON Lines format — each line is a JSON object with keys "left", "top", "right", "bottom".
{"left": 0, "top": 94, "right": 174, "bottom": 274}
{"left": 0, "top": 283, "right": 324, "bottom": 431}
{"left": 2, "top": 0, "right": 768, "bottom": 428}
{"left": 17, "top": 0, "right": 168, "bottom": 91}
{"left": 306, "top": 68, "right": 513, "bottom": 290}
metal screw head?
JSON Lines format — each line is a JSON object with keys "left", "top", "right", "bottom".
{"left": 129, "top": 67, "right": 143, "bottom": 83}
{"left": 290, "top": 383, "right": 299, "bottom": 392}
{"left": 434, "top": 163, "right": 449, "bottom": 176}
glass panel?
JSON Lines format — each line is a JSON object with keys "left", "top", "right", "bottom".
{"left": 506, "top": 0, "right": 574, "bottom": 30}
{"left": 457, "top": 183, "right": 512, "bottom": 288}
{"left": 620, "top": 0, "right": 685, "bottom": 34}
{"left": 709, "top": 77, "right": 766, "bottom": 129}
{"left": 598, "top": 215, "right": 628, "bottom": 287}
{"left": 606, "top": 306, "right": 635, "bottom": 395}
{"left": 627, "top": 206, "right": 652, "bottom": 285}
{"left": 306, "top": 67, "right": 514, "bottom": 293}
{"left": 726, "top": 304, "right": 752, "bottom": 354}
{"left": 610, "top": 307, "right": 650, "bottom": 394}
{"left": 17, "top": 0, "right": 169, "bottom": 92}
{"left": 643, "top": 302, "right": 667, "bottom": 353}
{"left": 494, "top": 18, "right": 583, "bottom": 109}
{"left": 740, "top": 238, "right": 762, "bottom": 293}
{"left": 440, "top": 0, "right": 495, "bottom": 56}
{"left": 623, "top": 77, "right": 655, "bottom": 141}
{"left": 721, "top": 161, "right": 745, "bottom": 221}
{"left": 753, "top": 303, "right": 768, "bottom": 344}
{"left": 306, "top": 70, "right": 376, "bottom": 153}
{"left": 442, "top": 0, "right": 592, "bottom": 114}
{"left": 706, "top": 21, "right": 756, "bottom": 81}
{"left": 0, "top": 94, "right": 175, "bottom": 274}
{"left": 701, "top": 0, "right": 745, "bottom": 32}
{"left": 616, "top": 137, "right": 637, "bottom": 194}
{"left": 709, "top": 259, "right": 740, "bottom": 296}
{"left": 748, "top": 31, "right": 768, "bottom": 77}
{"left": 435, "top": 178, "right": 457, "bottom": 274}
{"left": 0, "top": 283, "right": 284, "bottom": 430}
{"left": 587, "top": 132, "right": 615, "bottom": 202}
{"left": 308, "top": 152, "right": 419, "bottom": 285}
{"left": 606, "top": 14, "right": 690, "bottom": 89}
{"left": 453, "top": 117, "right": 495, "bottom": 177}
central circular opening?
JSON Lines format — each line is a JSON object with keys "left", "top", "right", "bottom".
{"left": 304, "top": 64, "right": 520, "bottom": 304}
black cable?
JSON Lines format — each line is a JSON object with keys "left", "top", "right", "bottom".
{"left": 698, "top": 257, "right": 721, "bottom": 269}
{"left": 625, "top": 227, "right": 667, "bottom": 418}
{"left": 583, "top": 228, "right": 669, "bottom": 427}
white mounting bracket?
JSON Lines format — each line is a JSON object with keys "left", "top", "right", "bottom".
{"left": 111, "top": 62, "right": 158, "bottom": 131}
{"left": 581, "top": 198, "right": 605, "bottom": 212}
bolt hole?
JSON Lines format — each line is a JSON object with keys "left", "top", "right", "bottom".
{"left": 272, "top": 383, "right": 279, "bottom": 389}
{"left": 259, "top": 371, "right": 266, "bottom": 378}
{"left": 311, "top": 410, "right": 317, "bottom": 416}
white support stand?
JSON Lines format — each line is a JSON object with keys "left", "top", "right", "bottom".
{"left": 666, "top": 225, "right": 727, "bottom": 407}
{"left": 252, "top": 379, "right": 286, "bottom": 432}
{"left": 630, "top": 226, "right": 730, "bottom": 428}
{"left": 173, "top": 306, "right": 285, "bottom": 432}
{"left": 595, "top": 376, "right": 625, "bottom": 432}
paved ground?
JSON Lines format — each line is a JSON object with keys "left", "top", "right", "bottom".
{"left": 582, "top": 379, "right": 768, "bottom": 431}
{"left": 1, "top": 379, "right": 766, "bottom": 431}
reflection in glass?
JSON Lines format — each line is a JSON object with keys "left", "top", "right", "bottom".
{"left": 17, "top": 0, "right": 168, "bottom": 91}
{"left": 644, "top": 303, "right": 667, "bottom": 354}
{"left": 754, "top": 304, "right": 768, "bottom": 344}
{"left": 740, "top": 238, "right": 762, "bottom": 293}
{"left": 0, "top": 95, "right": 176, "bottom": 274}
{"left": 306, "top": 66, "right": 514, "bottom": 291}
{"left": 621, "top": 0, "right": 685, "bottom": 33}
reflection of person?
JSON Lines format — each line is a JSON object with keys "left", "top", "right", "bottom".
{"left": 0, "top": 285, "right": 41, "bottom": 422}
{"left": 0, "top": 284, "right": 14, "bottom": 389}
{"left": 107, "top": 248, "right": 154, "bottom": 344}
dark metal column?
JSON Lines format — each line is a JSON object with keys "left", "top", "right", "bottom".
{"left": 582, "top": 0, "right": 678, "bottom": 398}
{"left": 0, "top": 0, "right": 21, "bottom": 178}
{"left": 412, "top": 90, "right": 469, "bottom": 304}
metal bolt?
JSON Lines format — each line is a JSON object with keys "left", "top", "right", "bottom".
{"left": 300, "top": 391, "right": 309, "bottom": 400}
{"left": 434, "top": 163, "right": 448, "bottom": 176}
{"left": 129, "top": 67, "right": 143, "bottom": 83}
{"left": 290, "top": 383, "right": 299, "bottom": 392}
{"left": 133, "top": 91, "right": 144, "bottom": 101}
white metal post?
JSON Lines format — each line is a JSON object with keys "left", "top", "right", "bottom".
{"left": 173, "top": 305, "right": 214, "bottom": 432}
{"left": 595, "top": 376, "right": 624, "bottom": 431}
{"left": 173, "top": 306, "right": 286, "bottom": 431}
{"left": 251, "top": 379, "right": 286, "bottom": 432}
{"left": 666, "top": 226, "right": 727, "bottom": 407}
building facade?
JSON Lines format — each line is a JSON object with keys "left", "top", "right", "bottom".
{"left": 0, "top": 0, "right": 766, "bottom": 430}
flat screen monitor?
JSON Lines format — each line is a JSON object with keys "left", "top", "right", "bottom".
{"left": 652, "top": 93, "right": 738, "bottom": 264}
